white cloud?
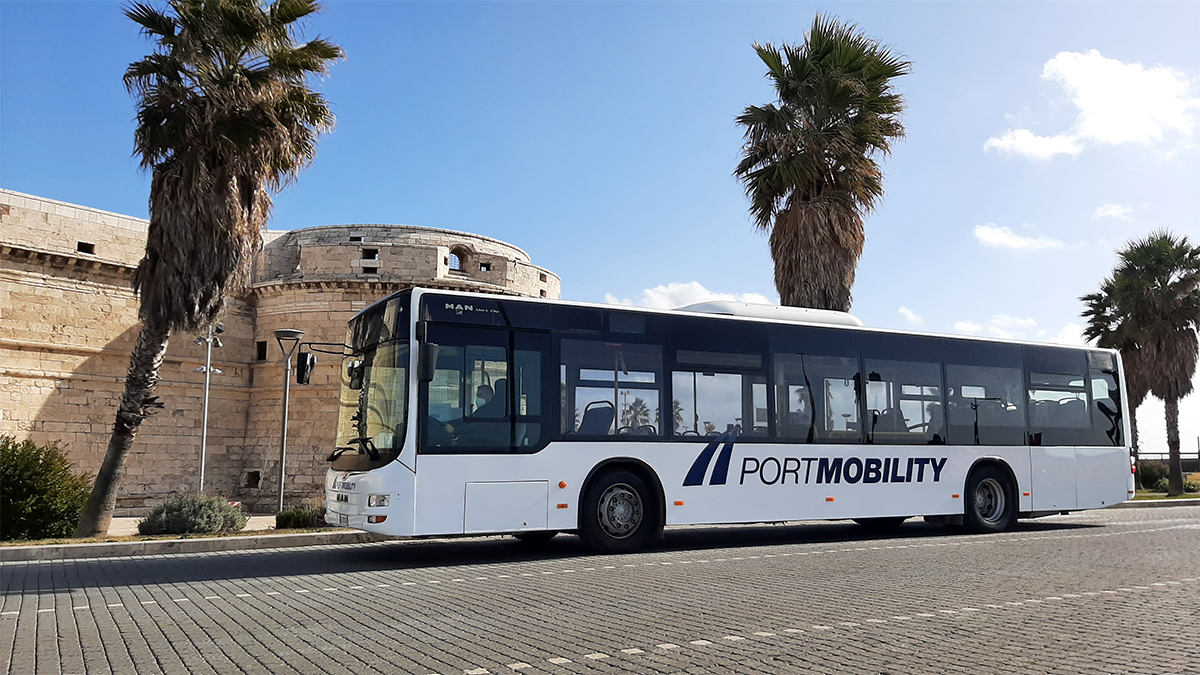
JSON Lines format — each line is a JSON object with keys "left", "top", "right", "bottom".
{"left": 973, "top": 223, "right": 1064, "bottom": 250}
{"left": 983, "top": 129, "right": 1082, "bottom": 160}
{"left": 987, "top": 314, "right": 1038, "bottom": 339}
{"left": 991, "top": 315, "right": 1038, "bottom": 329}
{"left": 1047, "top": 323, "right": 1088, "bottom": 346}
{"left": 897, "top": 306, "right": 924, "bottom": 326}
{"left": 985, "top": 49, "right": 1200, "bottom": 160}
{"left": 1092, "top": 203, "right": 1134, "bottom": 220}
{"left": 604, "top": 281, "right": 773, "bottom": 309}
{"left": 954, "top": 315, "right": 1038, "bottom": 339}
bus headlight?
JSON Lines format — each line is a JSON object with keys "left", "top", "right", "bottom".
{"left": 368, "top": 494, "right": 390, "bottom": 508}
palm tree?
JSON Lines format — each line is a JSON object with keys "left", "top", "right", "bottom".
{"left": 1082, "top": 278, "right": 1152, "bottom": 481}
{"left": 76, "top": 0, "right": 342, "bottom": 537}
{"left": 621, "top": 397, "right": 651, "bottom": 430}
{"left": 734, "top": 15, "right": 910, "bottom": 311}
{"left": 1084, "top": 232, "right": 1200, "bottom": 496}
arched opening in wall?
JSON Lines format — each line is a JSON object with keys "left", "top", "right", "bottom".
{"left": 448, "top": 247, "right": 470, "bottom": 273}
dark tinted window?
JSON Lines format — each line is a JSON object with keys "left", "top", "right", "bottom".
{"left": 673, "top": 367, "right": 767, "bottom": 438}
{"left": 420, "top": 325, "right": 549, "bottom": 454}
{"left": 1088, "top": 351, "right": 1123, "bottom": 446}
{"left": 424, "top": 344, "right": 509, "bottom": 451}
{"left": 773, "top": 353, "right": 861, "bottom": 443}
{"left": 944, "top": 340, "right": 1025, "bottom": 446}
{"left": 864, "top": 358, "right": 944, "bottom": 445}
{"left": 561, "top": 339, "right": 662, "bottom": 437}
{"left": 610, "top": 312, "right": 645, "bottom": 335}
{"left": 1024, "top": 346, "right": 1090, "bottom": 446}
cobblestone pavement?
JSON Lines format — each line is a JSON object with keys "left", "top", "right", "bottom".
{"left": 3, "top": 506, "right": 1198, "bottom": 674}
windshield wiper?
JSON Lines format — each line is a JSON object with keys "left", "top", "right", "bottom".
{"left": 326, "top": 436, "right": 381, "bottom": 462}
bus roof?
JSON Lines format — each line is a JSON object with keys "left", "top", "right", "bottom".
{"left": 361, "top": 286, "right": 1110, "bottom": 355}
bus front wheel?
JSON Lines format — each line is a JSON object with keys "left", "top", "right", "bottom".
{"left": 580, "top": 469, "right": 657, "bottom": 554}
{"left": 964, "top": 465, "right": 1016, "bottom": 533}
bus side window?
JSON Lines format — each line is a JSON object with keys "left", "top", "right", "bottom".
{"left": 774, "top": 354, "right": 813, "bottom": 441}
{"left": 1027, "top": 372, "right": 1091, "bottom": 446}
{"left": 514, "top": 349, "right": 542, "bottom": 447}
{"left": 672, "top": 350, "right": 766, "bottom": 439}
{"left": 460, "top": 345, "right": 509, "bottom": 447}
{"left": 561, "top": 339, "right": 662, "bottom": 437}
{"left": 863, "top": 358, "right": 944, "bottom": 445}
{"left": 945, "top": 364, "right": 1025, "bottom": 446}
{"left": 774, "top": 355, "right": 859, "bottom": 443}
{"left": 1084, "top": 349, "right": 1123, "bottom": 447}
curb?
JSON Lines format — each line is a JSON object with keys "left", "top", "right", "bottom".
{"left": 1110, "top": 497, "right": 1200, "bottom": 509}
{"left": 1, "top": 530, "right": 387, "bottom": 563}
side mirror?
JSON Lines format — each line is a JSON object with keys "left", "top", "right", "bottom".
{"left": 347, "top": 360, "right": 364, "bottom": 390}
{"left": 296, "top": 352, "right": 316, "bottom": 385}
{"left": 418, "top": 343, "right": 439, "bottom": 383}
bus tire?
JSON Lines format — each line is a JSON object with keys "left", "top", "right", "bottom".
{"left": 580, "top": 469, "right": 656, "bottom": 554}
{"left": 513, "top": 530, "right": 557, "bottom": 544}
{"left": 853, "top": 516, "right": 907, "bottom": 531}
{"left": 964, "top": 465, "right": 1016, "bottom": 533}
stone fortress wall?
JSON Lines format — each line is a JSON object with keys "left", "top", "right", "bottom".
{"left": 0, "top": 189, "right": 560, "bottom": 513}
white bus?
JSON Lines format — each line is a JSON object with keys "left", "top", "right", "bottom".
{"left": 323, "top": 288, "right": 1134, "bottom": 553}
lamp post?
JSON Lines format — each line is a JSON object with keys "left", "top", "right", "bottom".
{"left": 192, "top": 323, "right": 224, "bottom": 493}
{"left": 274, "top": 328, "right": 305, "bottom": 513}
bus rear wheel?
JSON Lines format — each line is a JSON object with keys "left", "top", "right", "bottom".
{"left": 964, "top": 465, "right": 1016, "bottom": 533}
{"left": 580, "top": 469, "right": 657, "bottom": 554}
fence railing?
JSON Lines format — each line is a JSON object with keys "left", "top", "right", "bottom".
{"left": 1136, "top": 451, "right": 1199, "bottom": 474}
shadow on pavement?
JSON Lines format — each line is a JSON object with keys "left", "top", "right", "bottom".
{"left": 2, "top": 518, "right": 1099, "bottom": 594}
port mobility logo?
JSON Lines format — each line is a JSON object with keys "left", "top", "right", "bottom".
{"left": 683, "top": 428, "right": 948, "bottom": 487}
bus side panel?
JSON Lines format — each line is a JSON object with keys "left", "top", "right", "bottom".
{"left": 414, "top": 442, "right": 1036, "bottom": 535}
{"left": 1075, "top": 446, "right": 1132, "bottom": 508}
{"left": 665, "top": 444, "right": 1032, "bottom": 526}
{"left": 1030, "top": 446, "right": 1078, "bottom": 510}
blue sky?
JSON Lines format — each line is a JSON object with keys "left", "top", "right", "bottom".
{"left": 2, "top": 1, "right": 1197, "bottom": 455}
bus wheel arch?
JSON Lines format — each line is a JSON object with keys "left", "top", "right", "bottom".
{"left": 578, "top": 459, "right": 665, "bottom": 552}
{"left": 963, "top": 458, "right": 1019, "bottom": 533}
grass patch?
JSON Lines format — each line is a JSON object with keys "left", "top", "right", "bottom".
{"left": 1132, "top": 491, "right": 1199, "bottom": 501}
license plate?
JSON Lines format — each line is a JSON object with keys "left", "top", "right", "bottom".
{"left": 338, "top": 514, "right": 348, "bottom": 526}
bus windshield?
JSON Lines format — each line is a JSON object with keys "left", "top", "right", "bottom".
{"left": 332, "top": 339, "right": 409, "bottom": 471}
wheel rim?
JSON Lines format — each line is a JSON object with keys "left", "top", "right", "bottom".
{"left": 597, "top": 483, "right": 643, "bottom": 539}
{"left": 975, "top": 477, "right": 1006, "bottom": 523}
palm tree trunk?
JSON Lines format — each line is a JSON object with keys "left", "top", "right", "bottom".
{"left": 1165, "top": 396, "right": 1184, "bottom": 496}
{"left": 1130, "top": 412, "right": 1142, "bottom": 489}
{"left": 74, "top": 319, "right": 171, "bottom": 537}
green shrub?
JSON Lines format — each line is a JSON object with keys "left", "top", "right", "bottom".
{"left": 0, "top": 435, "right": 92, "bottom": 541}
{"left": 1138, "top": 461, "right": 1169, "bottom": 489}
{"left": 1151, "top": 477, "right": 1200, "bottom": 494}
{"left": 276, "top": 504, "right": 327, "bottom": 529}
{"left": 138, "top": 494, "right": 247, "bottom": 535}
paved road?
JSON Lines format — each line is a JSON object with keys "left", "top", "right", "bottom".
{"left": 3, "top": 506, "right": 1198, "bottom": 675}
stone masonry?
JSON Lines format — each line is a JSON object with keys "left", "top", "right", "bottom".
{"left": 0, "top": 189, "right": 560, "bottom": 513}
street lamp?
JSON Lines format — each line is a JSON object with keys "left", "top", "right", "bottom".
{"left": 192, "top": 323, "right": 224, "bottom": 493}
{"left": 274, "top": 328, "right": 305, "bottom": 513}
